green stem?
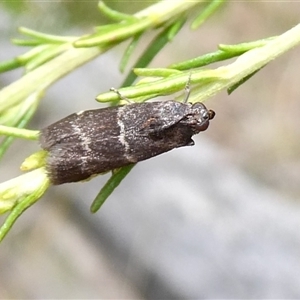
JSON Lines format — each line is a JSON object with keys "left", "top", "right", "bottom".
{"left": 0, "top": 0, "right": 202, "bottom": 113}
{"left": 97, "top": 22, "right": 300, "bottom": 104}
{"left": 75, "top": 0, "right": 200, "bottom": 47}
{"left": 0, "top": 172, "right": 50, "bottom": 242}
{"left": 96, "top": 70, "right": 216, "bottom": 102}
{"left": 0, "top": 46, "right": 103, "bottom": 112}
{"left": 191, "top": 22, "right": 300, "bottom": 102}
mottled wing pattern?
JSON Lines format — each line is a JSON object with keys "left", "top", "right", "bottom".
{"left": 124, "top": 101, "right": 191, "bottom": 134}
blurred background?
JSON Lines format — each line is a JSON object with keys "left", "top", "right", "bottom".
{"left": 1, "top": 1, "right": 300, "bottom": 299}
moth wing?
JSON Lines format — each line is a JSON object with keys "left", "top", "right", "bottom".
{"left": 44, "top": 142, "right": 94, "bottom": 184}
{"left": 138, "top": 101, "right": 189, "bottom": 134}
{"left": 46, "top": 141, "right": 82, "bottom": 163}
{"left": 44, "top": 138, "right": 125, "bottom": 184}
{"left": 39, "top": 113, "right": 80, "bottom": 150}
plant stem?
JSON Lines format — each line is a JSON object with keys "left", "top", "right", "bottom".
{"left": 0, "top": 0, "right": 202, "bottom": 113}
{"left": 189, "top": 22, "right": 300, "bottom": 102}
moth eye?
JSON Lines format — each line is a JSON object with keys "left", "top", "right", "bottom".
{"left": 201, "top": 110, "right": 210, "bottom": 120}
{"left": 208, "top": 110, "right": 216, "bottom": 120}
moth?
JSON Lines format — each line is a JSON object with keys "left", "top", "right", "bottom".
{"left": 40, "top": 99, "right": 215, "bottom": 184}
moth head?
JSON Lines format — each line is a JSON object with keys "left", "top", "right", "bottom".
{"left": 188, "top": 102, "right": 215, "bottom": 133}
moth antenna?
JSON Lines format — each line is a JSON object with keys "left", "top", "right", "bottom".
{"left": 110, "top": 87, "right": 132, "bottom": 104}
{"left": 183, "top": 72, "right": 192, "bottom": 103}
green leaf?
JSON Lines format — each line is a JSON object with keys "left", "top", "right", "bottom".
{"left": 219, "top": 37, "right": 275, "bottom": 52}
{"left": 98, "top": 1, "right": 138, "bottom": 22}
{"left": 170, "top": 37, "right": 274, "bottom": 70}
{"left": 191, "top": 0, "right": 225, "bottom": 30}
{"left": 0, "top": 92, "right": 40, "bottom": 160}
{"left": 170, "top": 49, "right": 242, "bottom": 70}
{"left": 134, "top": 68, "right": 180, "bottom": 77}
{"left": 0, "top": 58, "right": 22, "bottom": 73}
{"left": 97, "top": 69, "right": 217, "bottom": 103}
{"left": 0, "top": 126, "right": 39, "bottom": 140}
{"left": 19, "top": 27, "right": 77, "bottom": 44}
{"left": 121, "top": 21, "right": 185, "bottom": 88}
{"left": 119, "top": 33, "right": 142, "bottom": 73}
{"left": 167, "top": 16, "right": 187, "bottom": 40}
{"left": 90, "top": 164, "right": 135, "bottom": 213}
{"left": 12, "top": 39, "right": 44, "bottom": 46}
{"left": 74, "top": 18, "right": 150, "bottom": 47}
